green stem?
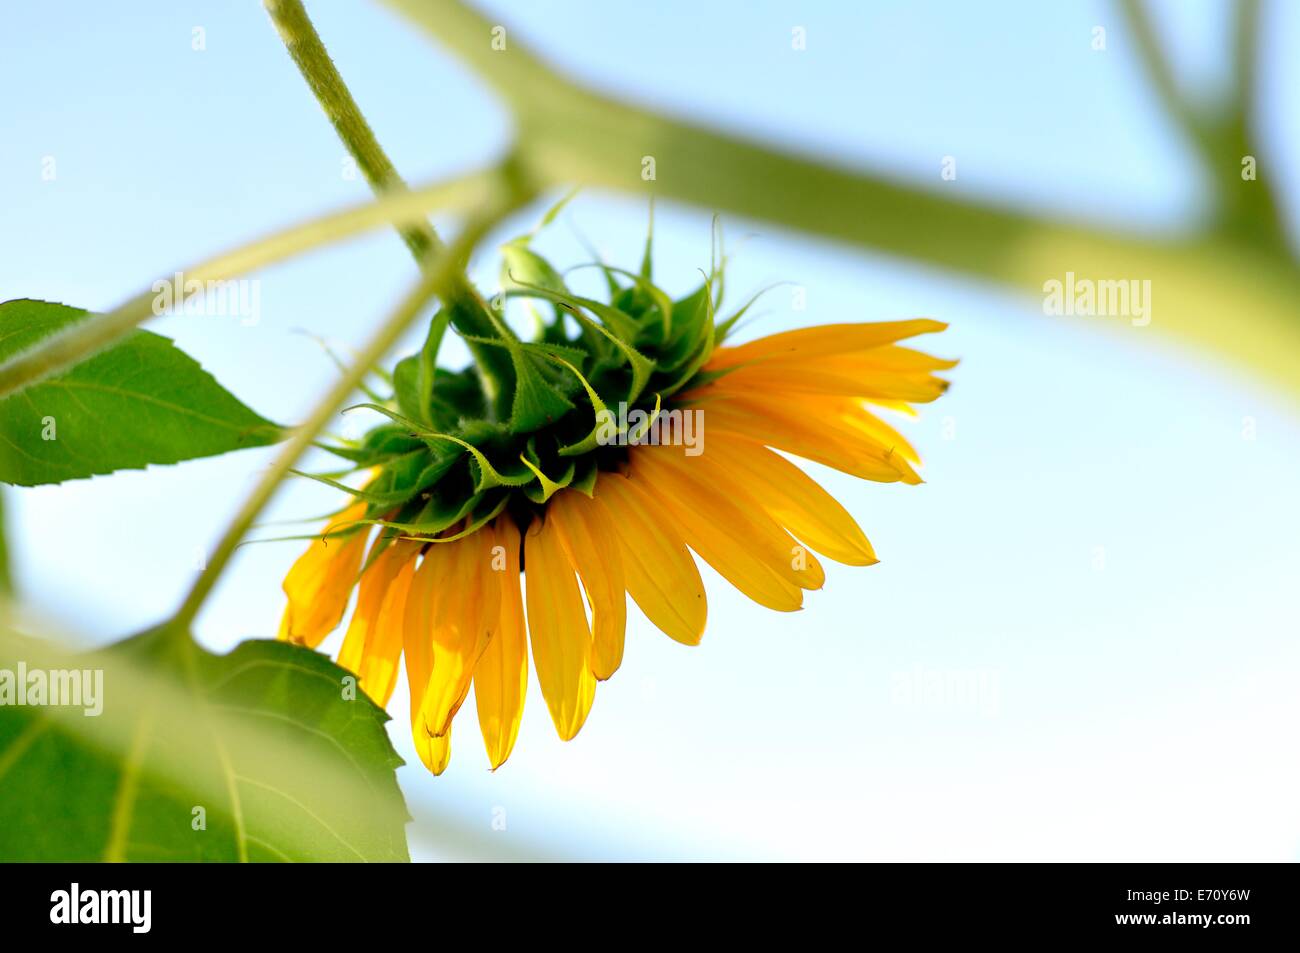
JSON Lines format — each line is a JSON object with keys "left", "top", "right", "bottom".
{"left": 265, "top": 0, "right": 444, "bottom": 263}
{"left": 1116, "top": 1, "right": 1217, "bottom": 170}
{"left": 379, "top": 0, "right": 567, "bottom": 114}
{"left": 0, "top": 167, "right": 497, "bottom": 400}
{"left": 1117, "top": 1, "right": 1283, "bottom": 248}
{"left": 1218, "top": 0, "right": 1285, "bottom": 247}
{"left": 387, "top": 0, "right": 1300, "bottom": 400}
{"left": 170, "top": 195, "right": 522, "bottom": 632}
{"left": 542, "top": 102, "right": 1300, "bottom": 393}
{"left": 267, "top": 0, "right": 512, "bottom": 395}
{"left": 1228, "top": 0, "right": 1262, "bottom": 133}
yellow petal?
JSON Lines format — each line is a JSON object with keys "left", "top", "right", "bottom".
{"left": 822, "top": 344, "right": 958, "bottom": 373}
{"left": 711, "top": 361, "right": 950, "bottom": 403}
{"left": 549, "top": 489, "right": 627, "bottom": 680}
{"left": 412, "top": 721, "right": 452, "bottom": 776}
{"left": 693, "top": 392, "right": 921, "bottom": 483}
{"left": 419, "top": 528, "right": 499, "bottom": 738}
{"left": 337, "top": 537, "right": 410, "bottom": 676}
{"left": 631, "top": 448, "right": 811, "bottom": 611}
{"left": 715, "top": 390, "right": 925, "bottom": 464}
{"left": 402, "top": 540, "right": 445, "bottom": 733}
{"left": 403, "top": 544, "right": 454, "bottom": 775}
{"left": 593, "top": 472, "right": 706, "bottom": 645}
{"left": 474, "top": 518, "right": 528, "bottom": 770}
{"left": 707, "top": 432, "right": 877, "bottom": 566}
{"left": 278, "top": 500, "right": 370, "bottom": 647}
{"left": 640, "top": 447, "right": 825, "bottom": 591}
{"left": 707, "top": 319, "right": 947, "bottom": 369}
{"left": 836, "top": 399, "right": 924, "bottom": 464}
{"left": 524, "top": 515, "right": 596, "bottom": 741}
{"left": 355, "top": 540, "right": 420, "bottom": 706}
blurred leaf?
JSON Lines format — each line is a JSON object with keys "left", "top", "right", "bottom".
{"left": 0, "top": 632, "right": 410, "bottom": 862}
{"left": 0, "top": 491, "right": 10, "bottom": 596}
{"left": 0, "top": 299, "right": 284, "bottom": 486}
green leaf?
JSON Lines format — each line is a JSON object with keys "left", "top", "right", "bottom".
{"left": 660, "top": 282, "right": 713, "bottom": 369}
{"left": 0, "top": 300, "right": 284, "bottom": 486}
{"left": 504, "top": 284, "right": 653, "bottom": 402}
{"left": 365, "top": 489, "right": 507, "bottom": 540}
{"left": 500, "top": 243, "right": 568, "bottom": 295}
{"left": 520, "top": 436, "right": 575, "bottom": 503}
{"left": 318, "top": 422, "right": 427, "bottom": 467}
{"left": 430, "top": 366, "right": 488, "bottom": 428}
{"left": 458, "top": 334, "right": 590, "bottom": 376}
{"left": 393, "top": 309, "right": 452, "bottom": 426}
{"left": 571, "top": 458, "right": 598, "bottom": 496}
{"left": 640, "top": 200, "right": 655, "bottom": 281}
{"left": 545, "top": 355, "right": 610, "bottom": 457}
{"left": 508, "top": 349, "right": 574, "bottom": 433}
{"left": 446, "top": 297, "right": 515, "bottom": 421}
{"left": 505, "top": 282, "right": 639, "bottom": 343}
{"left": 0, "top": 631, "right": 410, "bottom": 862}
{"left": 291, "top": 449, "right": 446, "bottom": 509}
{"left": 589, "top": 264, "right": 675, "bottom": 340}
{"left": 446, "top": 295, "right": 571, "bottom": 432}
{"left": 713, "top": 282, "right": 787, "bottom": 343}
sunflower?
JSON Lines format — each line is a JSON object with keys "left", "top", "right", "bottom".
{"left": 277, "top": 219, "right": 954, "bottom": 774}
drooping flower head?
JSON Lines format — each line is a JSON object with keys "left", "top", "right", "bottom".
{"left": 279, "top": 212, "right": 954, "bottom": 774}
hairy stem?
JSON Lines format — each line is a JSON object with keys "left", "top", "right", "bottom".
{"left": 265, "top": 0, "right": 444, "bottom": 263}
{"left": 267, "top": 0, "right": 514, "bottom": 388}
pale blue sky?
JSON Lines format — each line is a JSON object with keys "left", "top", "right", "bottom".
{"left": 2, "top": 1, "right": 1298, "bottom": 860}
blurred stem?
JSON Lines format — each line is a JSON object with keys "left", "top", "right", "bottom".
{"left": 6, "top": 0, "right": 1290, "bottom": 404}
{"left": 1113, "top": 1, "right": 1281, "bottom": 246}
{"left": 1116, "top": 1, "right": 1216, "bottom": 167}
{"left": 1218, "top": 0, "right": 1285, "bottom": 247}
{"left": 0, "top": 167, "right": 498, "bottom": 400}
{"left": 1228, "top": 0, "right": 1262, "bottom": 129}
{"left": 389, "top": 0, "right": 1300, "bottom": 398}
{"left": 380, "top": 0, "right": 568, "bottom": 115}
{"left": 532, "top": 100, "right": 1300, "bottom": 393}
{"left": 170, "top": 191, "right": 527, "bottom": 632}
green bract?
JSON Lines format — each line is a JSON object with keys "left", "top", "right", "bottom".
{"left": 309, "top": 213, "right": 757, "bottom": 541}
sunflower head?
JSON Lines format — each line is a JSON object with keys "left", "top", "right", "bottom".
{"left": 314, "top": 213, "right": 723, "bottom": 538}
{"left": 279, "top": 210, "right": 955, "bottom": 774}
